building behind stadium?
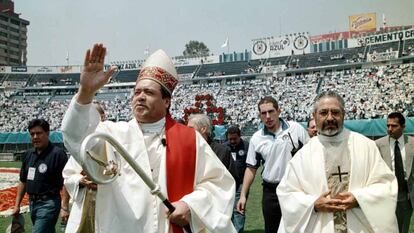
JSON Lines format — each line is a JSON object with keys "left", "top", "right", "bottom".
{"left": 0, "top": 0, "right": 29, "bottom": 66}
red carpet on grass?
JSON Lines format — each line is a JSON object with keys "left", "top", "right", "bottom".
{"left": 0, "top": 186, "right": 29, "bottom": 212}
{"left": 0, "top": 168, "right": 29, "bottom": 214}
{"left": 0, "top": 168, "right": 19, "bottom": 173}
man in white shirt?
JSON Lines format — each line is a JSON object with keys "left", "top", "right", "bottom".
{"left": 61, "top": 43, "right": 236, "bottom": 233}
{"left": 236, "top": 96, "right": 308, "bottom": 233}
{"left": 376, "top": 112, "right": 414, "bottom": 233}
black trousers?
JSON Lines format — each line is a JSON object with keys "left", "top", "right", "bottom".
{"left": 262, "top": 182, "right": 281, "bottom": 233}
{"left": 396, "top": 192, "right": 413, "bottom": 233}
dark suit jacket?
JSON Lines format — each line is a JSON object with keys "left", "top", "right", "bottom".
{"left": 209, "top": 140, "right": 239, "bottom": 182}
{"left": 376, "top": 135, "right": 414, "bottom": 206}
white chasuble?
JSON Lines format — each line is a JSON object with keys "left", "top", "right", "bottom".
{"left": 277, "top": 129, "right": 398, "bottom": 233}
{"left": 61, "top": 97, "right": 237, "bottom": 233}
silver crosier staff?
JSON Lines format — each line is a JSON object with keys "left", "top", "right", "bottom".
{"left": 79, "top": 132, "right": 192, "bottom": 233}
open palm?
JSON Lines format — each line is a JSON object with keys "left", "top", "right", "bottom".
{"left": 80, "top": 43, "right": 116, "bottom": 94}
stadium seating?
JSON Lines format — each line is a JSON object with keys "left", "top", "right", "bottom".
{"left": 1, "top": 39, "right": 414, "bottom": 136}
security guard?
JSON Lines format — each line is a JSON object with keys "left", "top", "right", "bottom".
{"left": 12, "top": 119, "right": 69, "bottom": 233}
{"left": 224, "top": 125, "right": 249, "bottom": 233}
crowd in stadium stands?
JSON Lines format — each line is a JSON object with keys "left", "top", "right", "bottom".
{"left": 403, "top": 45, "right": 414, "bottom": 56}
{"left": 347, "top": 53, "right": 365, "bottom": 63}
{"left": 98, "top": 93, "right": 132, "bottom": 121}
{"left": 323, "top": 64, "right": 414, "bottom": 120}
{"left": 0, "top": 63, "right": 413, "bottom": 133}
{"left": 0, "top": 98, "right": 45, "bottom": 132}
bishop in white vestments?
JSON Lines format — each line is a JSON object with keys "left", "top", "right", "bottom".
{"left": 276, "top": 91, "right": 398, "bottom": 233}
{"left": 62, "top": 44, "right": 236, "bottom": 233}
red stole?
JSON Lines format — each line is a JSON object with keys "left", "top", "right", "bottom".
{"left": 165, "top": 115, "right": 196, "bottom": 233}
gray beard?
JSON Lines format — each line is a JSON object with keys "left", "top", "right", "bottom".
{"left": 319, "top": 128, "right": 342, "bottom": 137}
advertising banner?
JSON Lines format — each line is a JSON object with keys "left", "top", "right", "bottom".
{"left": 11, "top": 66, "right": 27, "bottom": 72}
{"left": 251, "top": 34, "right": 311, "bottom": 59}
{"left": 172, "top": 55, "right": 219, "bottom": 67}
{"left": 349, "top": 13, "right": 377, "bottom": 33}
{"left": 367, "top": 51, "right": 398, "bottom": 62}
{"left": 349, "top": 28, "right": 414, "bottom": 46}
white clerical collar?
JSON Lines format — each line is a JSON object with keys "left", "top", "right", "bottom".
{"left": 139, "top": 117, "right": 165, "bottom": 134}
{"left": 318, "top": 128, "right": 347, "bottom": 143}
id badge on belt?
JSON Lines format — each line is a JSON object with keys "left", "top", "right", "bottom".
{"left": 27, "top": 167, "right": 36, "bottom": 180}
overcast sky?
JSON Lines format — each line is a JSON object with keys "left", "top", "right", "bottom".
{"left": 15, "top": 0, "right": 414, "bottom": 66}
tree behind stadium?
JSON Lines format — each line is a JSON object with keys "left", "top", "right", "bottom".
{"left": 183, "top": 40, "right": 210, "bottom": 57}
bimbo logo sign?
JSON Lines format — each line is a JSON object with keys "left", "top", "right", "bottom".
{"left": 351, "top": 16, "right": 373, "bottom": 30}
{"left": 349, "top": 13, "right": 376, "bottom": 32}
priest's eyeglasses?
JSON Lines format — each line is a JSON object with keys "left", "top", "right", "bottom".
{"left": 317, "top": 108, "right": 342, "bottom": 118}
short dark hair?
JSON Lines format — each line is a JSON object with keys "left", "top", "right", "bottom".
{"left": 226, "top": 125, "right": 241, "bottom": 137}
{"left": 258, "top": 96, "right": 279, "bottom": 112}
{"left": 160, "top": 86, "right": 172, "bottom": 110}
{"left": 307, "top": 118, "right": 314, "bottom": 128}
{"left": 175, "top": 118, "right": 185, "bottom": 124}
{"left": 160, "top": 86, "right": 171, "bottom": 99}
{"left": 388, "top": 112, "right": 405, "bottom": 125}
{"left": 28, "top": 119, "right": 50, "bottom": 132}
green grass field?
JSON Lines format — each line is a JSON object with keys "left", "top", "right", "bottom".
{"left": 0, "top": 161, "right": 412, "bottom": 232}
{"left": 0, "top": 161, "right": 22, "bottom": 168}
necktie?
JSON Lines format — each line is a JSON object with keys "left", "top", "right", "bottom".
{"left": 394, "top": 141, "right": 408, "bottom": 192}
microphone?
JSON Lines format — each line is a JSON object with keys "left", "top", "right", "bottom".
{"left": 161, "top": 138, "right": 167, "bottom": 147}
